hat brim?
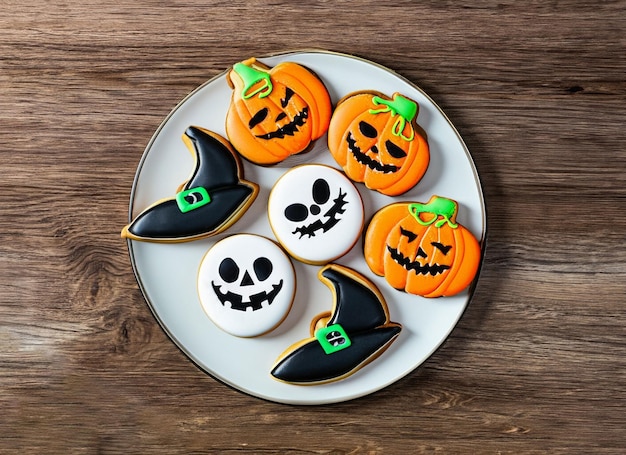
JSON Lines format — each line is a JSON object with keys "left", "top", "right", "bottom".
{"left": 271, "top": 325, "right": 401, "bottom": 385}
{"left": 122, "top": 183, "right": 256, "bottom": 242}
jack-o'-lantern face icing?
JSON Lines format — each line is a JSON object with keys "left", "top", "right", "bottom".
{"left": 364, "top": 196, "right": 481, "bottom": 298}
{"left": 226, "top": 58, "right": 332, "bottom": 166}
{"left": 198, "top": 234, "right": 295, "bottom": 337}
{"left": 328, "top": 91, "right": 430, "bottom": 196}
{"left": 284, "top": 177, "right": 348, "bottom": 239}
{"left": 247, "top": 86, "right": 309, "bottom": 141}
{"left": 386, "top": 229, "right": 454, "bottom": 277}
{"left": 268, "top": 164, "right": 364, "bottom": 265}
{"left": 211, "top": 256, "right": 283, "bottom": 312}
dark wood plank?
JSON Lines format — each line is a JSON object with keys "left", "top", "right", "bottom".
{"left": 1, "top": 1, "right": 624, "bottom": 453}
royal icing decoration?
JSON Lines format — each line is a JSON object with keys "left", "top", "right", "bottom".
{"left": 271, "top": 264, "right": 402, "bottom": 384}
{"left": 268, "top": 164, "right": 364, "bottom": 265}
{"left": 225, "top": 57, "right": 332, "bottom": 165}
{"left": 121, "top": 126, "right": 259, "bottom": 243}
{"left": 197, "top": 234, "right": 296, "bottom": 338}
{"left": 327, "top": 91, "right": 430, "bottom": 196}
{"left": 364, "top": 195, "right": 481, "bottom": 297}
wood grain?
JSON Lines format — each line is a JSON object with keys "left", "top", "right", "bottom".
{"left": 1, "top": 1, "right": 625, "bottom": 453}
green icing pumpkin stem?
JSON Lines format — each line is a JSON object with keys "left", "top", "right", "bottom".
{"left": 369, "top": 93, "right": 417, "bottom": 141}
{"left": 408, "top": 196, "right": 459, "bottom": 228}
{"left": 233, "top": 61, "right": 273, "bottom": 99}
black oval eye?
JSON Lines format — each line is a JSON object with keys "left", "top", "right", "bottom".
{"left": 358, "top": 121, "right": 378, "bottom": 138}
{"left": 248, "top": 107, "right": 268, "bottom": 129}
{"left": 385, "top": 140, "right": 407, "bottom": 159}
{"left": 312, "top": 178, "right": 330, "bottom": 204}
{"left": 253, "top": 257, "right": 273, "bottom": 281}
{"left": 219, "top": 257, "right": 239, "bottom": 283}
{"left": 285, "top": 203, "right": 309, "bottom": 222}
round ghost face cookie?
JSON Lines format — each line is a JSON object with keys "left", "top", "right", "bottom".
{"left": 198, "top": 234, "right": 296, "bottom": 337}
{"left": 268, "top": 164, "right": 364, "bottom": 265}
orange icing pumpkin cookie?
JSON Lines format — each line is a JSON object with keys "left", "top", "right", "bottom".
{"left": 225, "top": 57, "right": 332, "bottom": 166}
{"left": 328, "top": 91, "right": 429, "bottom": 196}
{"left": 364, "top": 196, "right": 481, "bottom": 298}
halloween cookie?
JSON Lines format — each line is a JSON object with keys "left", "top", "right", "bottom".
{"left": 197, "top": 234, "right": 296, "bottom": 338}
{"left": 121, "top": 126, "right": 259, "bottom": 243}
{"left": 364, "top": 195, "right": 481, "bottom": 297}
{"left": 271, "top": 264, "right": 401, "bottom": 385}
{"left": 268, "top": 164, "right": 364, "bottom": 265}
{"left": 327, "top": 91, "right": 430, "bottom": 196}
{"left": 225, "top": 57, "right": 332, "bottom": 166}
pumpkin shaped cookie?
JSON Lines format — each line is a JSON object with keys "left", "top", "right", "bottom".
{"left": 364, "top": 196, "right": 481, "bottom": 297}
{"left": 226, "top": 58, "right": 332, "bottom": 166}
{"left": 328, "top": 91, "right": 429, "bottom": 196}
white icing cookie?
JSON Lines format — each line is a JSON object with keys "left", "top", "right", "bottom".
{"left": 268, "top": 164, "right": 364, "bottom": 264}
{"left": 197, "top": 234, "right": 296, "bottom": 337}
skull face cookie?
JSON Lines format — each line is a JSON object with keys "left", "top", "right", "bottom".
{"left": 268, "top": 164, "right": 364, "bottom": 265}
{"left": 198, "top": 234, "right": 296, "bottom": 337}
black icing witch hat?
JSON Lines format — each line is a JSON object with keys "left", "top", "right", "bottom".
{"left": 271, "top": 264, "right": 402, "bottom": 385}
{"left": 121, "top": 126, "right": 259, "bottom": 243}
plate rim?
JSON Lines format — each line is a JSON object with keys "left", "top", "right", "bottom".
{"left": 125, "top": 49, "right": 487, "bottom": 405}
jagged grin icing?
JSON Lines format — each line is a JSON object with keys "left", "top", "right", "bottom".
{"left": 346, "top": 132, "right": 398, "bottom": 173}
{"left": 386, "top": 245, "right": 451, "bottom": 276}
{"left": 255, "top": 107, "right": 309, "bottom": 140}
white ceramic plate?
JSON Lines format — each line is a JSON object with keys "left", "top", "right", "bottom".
{"left": 126, "top": 50, "right": 485, "bottom": 405}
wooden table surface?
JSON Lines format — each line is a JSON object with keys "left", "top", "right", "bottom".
{"left": 1, "top": 1, "right": 624, "bottom": 453}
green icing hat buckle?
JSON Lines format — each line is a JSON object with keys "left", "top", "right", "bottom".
{"left": 316, "top": 324, "right": 352, "bottom": 355}
{"left": 176, "top": 186, "right": 211, "bottom": 213}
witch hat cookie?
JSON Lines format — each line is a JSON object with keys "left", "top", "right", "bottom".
{"left": 121, "top": 126, "right": 259, "bottom": 243}
{"left": 270, "top": 264, "right": 401, "bottom": 385}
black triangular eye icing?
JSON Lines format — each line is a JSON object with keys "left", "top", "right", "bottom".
{"left": 312, "top": 178, "right": 330, "bottom": 204}
{"left": 399, "top": 227, "right": 417, "bottom": 243}
{"left": 385, "top": 139, "right": 407, "bottom": 159}
{"left": 219, "top": 257, "right": 239, "bottom": 283}
{"left": 253, "top": 257, "right": 273, "bottom": 281}
{"left": 359, "top": 121, "right": 378, "bottom": 138}
{"left": 431, "top": 242, "right": 452, "bottom": 255}
{"left": 281, "top": 87, "right": 295, "bottom": 108}
{"left": 248, "top": 107, "right": 268, "bottom": 129}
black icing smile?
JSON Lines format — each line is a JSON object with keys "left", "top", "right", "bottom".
{"left": 346, "top": 132, "right": 397, "bottom": 173}
{"left": 292, "top": 189, "right": 348, "bottom": 238}
{"left": 387, "top": 246, "right": 450, "bottom": 276}
{"left": 255, "top": 107, "right": 309, "bottom": 140}
{"left": 211, "top": 280, "right": 284, "bottom": 311}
